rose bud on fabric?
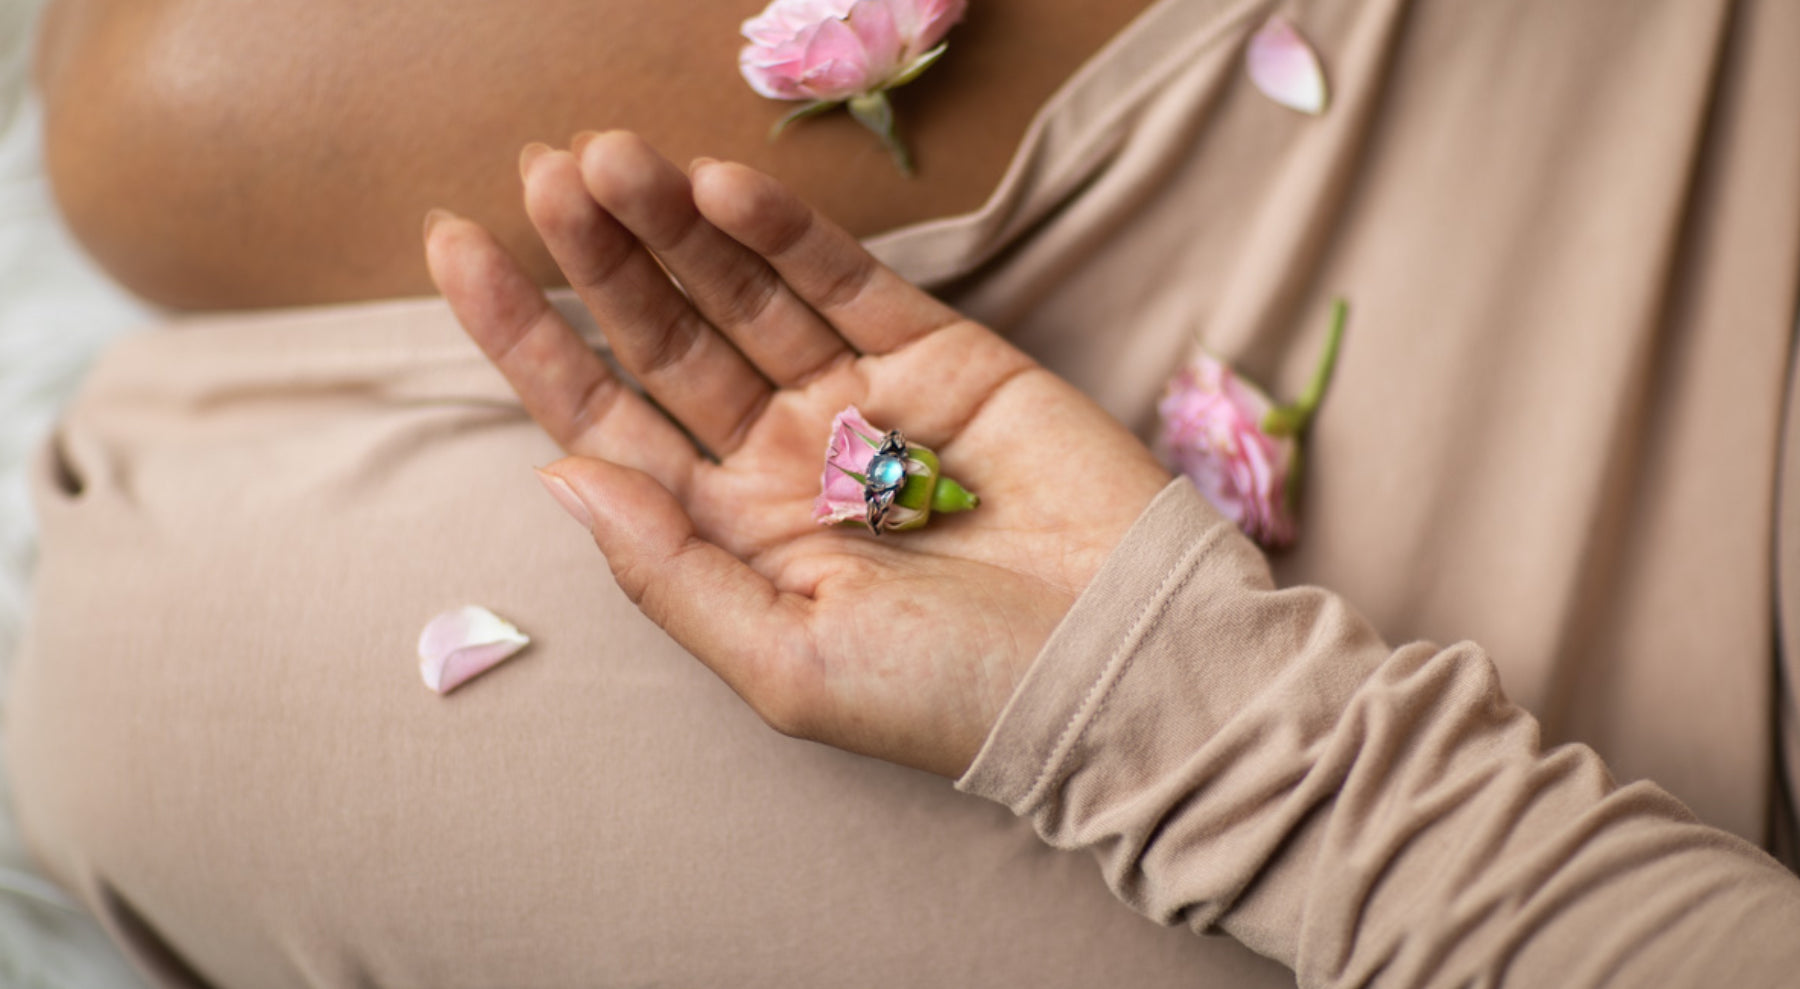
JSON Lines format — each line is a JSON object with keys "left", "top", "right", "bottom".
{"left": 1156, "top": 300, "right": 1346, "bottom": 550}
{"left": 738, "top": 0, "right": 968, "bottom": 174}
{"left": 418, "top": 605, "right": 530, "bottom": 695}
{"left": 815, "top": 406, "right": 978, "bottom": 533}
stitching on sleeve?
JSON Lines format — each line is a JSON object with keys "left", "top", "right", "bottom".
{"left": 1020, "top": 525, "right": 1224, "bottom": 809}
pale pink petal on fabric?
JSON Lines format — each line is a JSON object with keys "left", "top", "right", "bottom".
{"left": 418, "top": 606, "right": 530, "bottom": 695}
{"left": 1246, "top": 16, "right": 1329, "bottom": 115}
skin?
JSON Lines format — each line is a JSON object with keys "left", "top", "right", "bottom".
{"left": 30, "top": 0, "right": 1172, "bottom": 772}
{"left": 35, "top": 0, "right": 1158, "bottom": 310}
{"left": 425, "top": 133, "right": 1172, "bottom": 777}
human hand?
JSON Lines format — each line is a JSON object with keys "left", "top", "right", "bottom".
{"left": 424, "top": 132, "right": 1170, "bottom": 778}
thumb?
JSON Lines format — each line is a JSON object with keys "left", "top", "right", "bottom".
{"left": 533, "top": 457, "right": 821, "bottom": 734}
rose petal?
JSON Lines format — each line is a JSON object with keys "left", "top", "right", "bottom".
{"left": 418, "top": 606, "right": 530, "bottom": 695}
{"left": 744, "top": 0, "right": 857, "bottom": 43}
{"left": 1246, "top": 16, "right": 1329, "bottom": 115}
{"left": 1156, "top": 350, "right": 1299, "bottom": 549}
{"left": 814, "top": 405, "right": 886, "bottom": 524}
{"left": 797, "top": 17, "right": 878, "bottom": 101}
{"left": 844, "top": 0, "right": 907, "bottom": 78}
{"left": 896, "top": 0, "right": 967, "bottom": 58}
{"left": 741, "top": 45, "right": 811, "bottom": 99}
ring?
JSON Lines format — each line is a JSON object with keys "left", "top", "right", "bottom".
{"left": 862, "top": 430, "right": 909, "bottom": 533}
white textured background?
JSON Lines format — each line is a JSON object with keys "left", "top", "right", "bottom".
{"left": 0, "top": 0, "right": 156, "bottom": 984}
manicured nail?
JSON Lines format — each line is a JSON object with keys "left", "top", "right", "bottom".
{"left": 570, "top": 130, "right": 602, "bottom": 161}
{"left": 535, "top": 469, "right": 594, "bottom": 529}
{"left": 422, "top": 207, "right": 456, "bottom": 241}
{"left": 518, "top": 142, "right": 552, "bottom": 180}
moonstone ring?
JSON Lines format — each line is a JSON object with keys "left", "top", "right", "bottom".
{"left": 862, "top": 430, "right": 910, "bottom": 533}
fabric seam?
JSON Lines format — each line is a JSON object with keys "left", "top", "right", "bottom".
{"left": 1020, "top": 524, "right": 1223, "bottom": 810}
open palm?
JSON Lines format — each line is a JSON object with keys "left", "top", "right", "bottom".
{"left": 426, "top": 132, "right": 1170, "bottom": 776}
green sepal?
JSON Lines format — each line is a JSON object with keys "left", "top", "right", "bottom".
{"left": 769, "top": 99, "right": 838, "bottom": 141}
{"left": 929, "top": 476, "right": 979, "bottom": 514}
{"left": 1261, "top": 406, "right": 1307, "bottom": 438}
{"left": 886, "top": 43, "right": 948, "bottom": 90}
{"left": 847, "top": 91, "right": 912, "bottom": 176}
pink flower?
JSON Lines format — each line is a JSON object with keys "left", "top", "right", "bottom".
{"left": 740, "top": 0, "right": 965, "bottom": 102}
{"left": 1157, "top": 300, "right": 1347, "bottom": 550}
{"left": 1157, "top": 355, "right": 1300, "bottom": 549}
{"left": 738, "top": 0, "right": 967, "bottom": 172}
{"left": 816, "top": 406, "right": 978, "bottom": 533}
{"left": 816, "top": 406, "right": 886, "bottom": 525}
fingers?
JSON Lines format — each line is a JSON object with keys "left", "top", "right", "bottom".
{"left": 424, "top": 211, "right": 699, "bottom": 496}
{"left": 521, "top": 144, "right": 773, "bottom": 458}
{"left": 575, "top": 132, "right": 854, "bottom": 387}
{"left": 538, "top": 456, "right": 824, "bottom": 738}
{"left": 690, "top": 159, "right": 964, "bottom": 354}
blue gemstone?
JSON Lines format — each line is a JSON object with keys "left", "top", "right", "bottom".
{"left": 869, "top": 455, "right": 906, "bottom": 489}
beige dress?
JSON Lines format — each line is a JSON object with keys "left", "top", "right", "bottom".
{"left": 8, "top": 0, "right": 1800, "bottom": 986}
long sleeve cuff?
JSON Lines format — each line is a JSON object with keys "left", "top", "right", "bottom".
{"left": 958, "top": 479, "right": 1800, "bottom": 987}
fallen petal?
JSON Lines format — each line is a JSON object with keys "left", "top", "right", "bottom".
{"left": 418, "top": 606, "right": 530, "bottom": 695}
{"left": 1247, "top": 16, "right": 1329, "bottom": 115}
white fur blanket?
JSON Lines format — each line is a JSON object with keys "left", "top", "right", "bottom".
{"left": 0, "top": 0, "right": 155, "bottom": 983}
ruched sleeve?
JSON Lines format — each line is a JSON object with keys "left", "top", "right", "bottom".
{"left": 959, "top": 479, "right": 1800, "bottom": 988}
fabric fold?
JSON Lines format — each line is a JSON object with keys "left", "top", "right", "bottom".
{"left": 962, "top": 479, "right": 1800, "bottom": 985}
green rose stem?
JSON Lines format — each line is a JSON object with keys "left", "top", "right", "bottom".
{"left": 1258, "top": 298, "right": 1349, "bottom": 511}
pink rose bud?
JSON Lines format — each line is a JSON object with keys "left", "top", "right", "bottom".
{"left": 738, "top": 0, "right": 968, "bottom": 173}
{"left": 815, "top": 406, "right": 978, "bottom": 533}
{"left": 1156, "top": 300, "right": 1346, "bottom": 550}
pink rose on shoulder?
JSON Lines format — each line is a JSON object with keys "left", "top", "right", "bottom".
{"left": 740, "top": 0, "right": 965, "bottom": 102}
{"left": 1156, "top": 300, "right": 1347, "bottom": 550}
{"left": 738, "top": 0, "right": 967, "bottom": 172}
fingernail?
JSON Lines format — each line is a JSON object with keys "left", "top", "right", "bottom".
{"left": 570, "top": 130, "right": 602, "bottom": 161}
{"left": 518, "top": 142, "right": 552, "bottom": 180}
{"left": 536, "top": 468, "right": 594, "bottom": 529}
{"left": 688, "top": 156, "right": 719, "bottom": 174}
{"left": 422, "top": 207, "right": 457, "bottom": 241}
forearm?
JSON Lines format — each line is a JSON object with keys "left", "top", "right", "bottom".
{"left": 962, "top": 480, "right": 1800, "bottom": 987}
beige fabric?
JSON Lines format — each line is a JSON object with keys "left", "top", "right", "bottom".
{"left": 7, "top": 0, "right": 1800, "bottom": 985}
{"left": 963, "top": 479, "right": 1800, "bottom": 985}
